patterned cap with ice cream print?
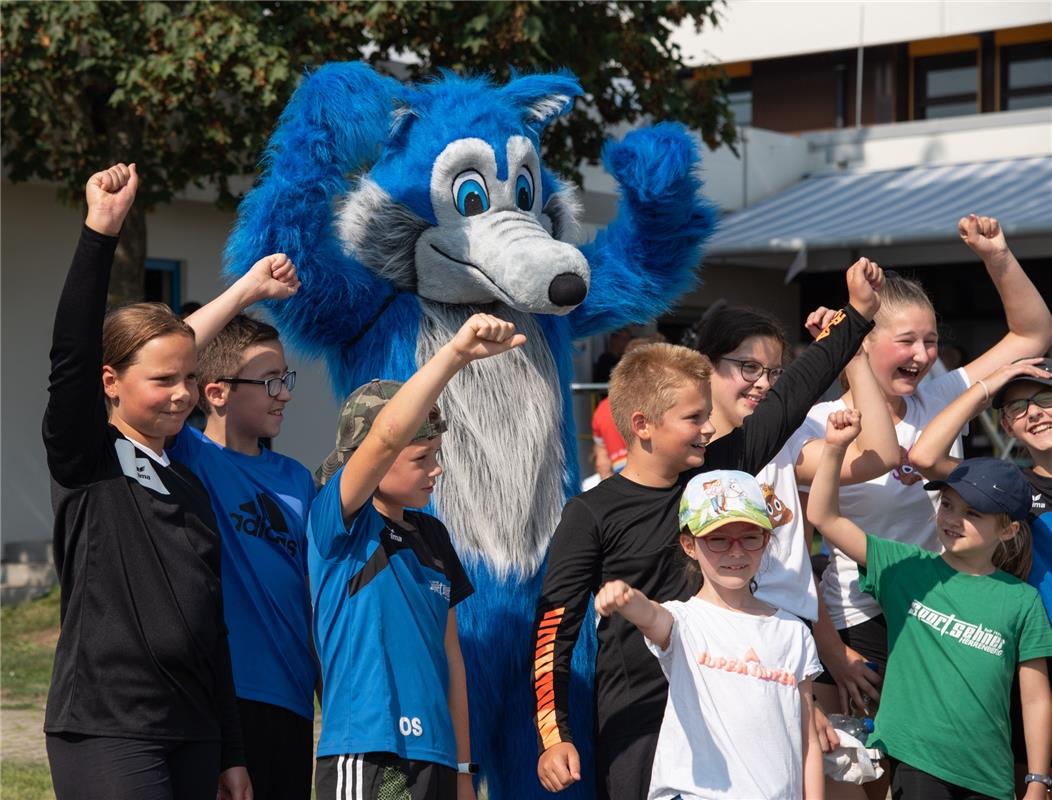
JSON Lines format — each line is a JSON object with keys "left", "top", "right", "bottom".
{"left": 679, "top": 470, "right": 774, "bottom": 538}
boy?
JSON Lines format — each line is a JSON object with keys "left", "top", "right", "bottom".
{"left": 170, "top": 312, "right": 318, "bottom": 800}
{"left": 534, "top": 265, "right": 882, "bottom": 799}
{"left": 309, "top": 313, "right": 524, "bottom": 800}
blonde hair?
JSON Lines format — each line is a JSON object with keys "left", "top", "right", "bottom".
{"left": 873, "top": 272, "right": 936, "bottom": 329}
{"left": 102, "top": 302, "right": 195, "bottom": 373}
{"left": 608, "top": 343, "right": 712, "bottom": 443}
{"left": 993, "top": 516, "right": 1031, "bottom": 580}
{"left": 196, "top": 314, "right": 281, "bottom": 413}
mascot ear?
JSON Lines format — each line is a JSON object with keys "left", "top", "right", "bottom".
{"left": 268, "top": 61, "right": 403, "bottom": 176}
{"left": 498, "top": 70, "right": 583, "bottom": 130}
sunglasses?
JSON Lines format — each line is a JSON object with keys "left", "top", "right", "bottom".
{"left": 1001, "top": 390, "right": 1052, "bottom": 421}
{"left": 720, "top": 357, "right": 784, "bottom": 385}
{"left": 218, "top": 370, "right": 297, "bottom": 398}
{"left": 700, "top": 531, "right": 770, "bottom": 553}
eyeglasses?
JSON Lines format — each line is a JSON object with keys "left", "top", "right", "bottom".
{"left": 1001, "top": 390, "right": 1052, "bottom": 420}
{"left": 217, "top": 371, "right": 297, "bottom": 397}
{"left": 701, "top": 531, "right": 769, "bottom": 553}
{"left": 720, "top": 357, "right": 784, "bottom": 385}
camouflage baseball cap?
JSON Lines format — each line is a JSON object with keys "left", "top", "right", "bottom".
{"left": 314, "top": 379, "right": 447, "bottom": 487}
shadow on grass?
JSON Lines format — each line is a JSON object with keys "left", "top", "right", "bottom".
{"left": 0, "top": 759, "right": 54, "bottom": 799}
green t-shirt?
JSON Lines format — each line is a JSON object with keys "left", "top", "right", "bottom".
{"left": 859, "top": 535, "right": 1052, "bottom": 800}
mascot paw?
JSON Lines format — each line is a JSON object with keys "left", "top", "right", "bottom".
{"left": 602, "top": 121, "right": 699, "bottom": 202}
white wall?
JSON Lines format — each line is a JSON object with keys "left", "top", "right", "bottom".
{"left": 675, "top": 0, "right": 1052, "bottom": 64}
{"left": 0, "top": 181, "right": 338, "bottom": 547}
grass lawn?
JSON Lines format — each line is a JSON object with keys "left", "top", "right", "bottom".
{"left": 2, "top": 588, "right": 59, "bottom": 799}
{"left": 0, "top": 761, "right": 54, "bottom": 800}
{"left": 1, "top": 588, "right": 59, "bottom": 709}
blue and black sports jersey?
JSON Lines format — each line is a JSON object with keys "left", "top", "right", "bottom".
{"left": 308, "top": 471, "right": 473, "bottom": 765}
{"left": 169, "top": 426, "right": 317, "bottom": 720}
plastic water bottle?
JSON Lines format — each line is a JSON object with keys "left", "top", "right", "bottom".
{"left": 827, "top": 713, "right": 874, "bottom": 744}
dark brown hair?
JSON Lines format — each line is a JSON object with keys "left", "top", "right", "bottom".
{"left": 195, "top": 314, "right": 281, "bottom": 413}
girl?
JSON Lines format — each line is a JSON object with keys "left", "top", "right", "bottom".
{"left": 596, "top": 469, "right": 824, "bottom": 800}
{"left": 43, "top": 163, "right": 297, "bottom": 800}
{"left": 688, "top": 277, "right": 899, "bottom": 626}
{"left": 801, "top": 218, "right": 1052, "bottom": 729}
{"left": 808, "top": 409, "right": 1052, "bottom": 800}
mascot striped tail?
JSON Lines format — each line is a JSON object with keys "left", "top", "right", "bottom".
{"left": 225, "top": 62, "right": 716, "bottom": 799}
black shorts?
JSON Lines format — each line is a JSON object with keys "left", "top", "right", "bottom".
{"left": 237, "top": 698, "right": 314, "bottom": 800}
{"left": 889, "top": 757, "right": 995, "bottom": 800}
{"left": 315, "top": 752, "right": 457, "bottom": 800}
{"left": 814, "top": 614, "right": 888, "bottom": 686}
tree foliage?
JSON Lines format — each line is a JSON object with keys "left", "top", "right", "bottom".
{"left": 2, "top": 0, "right": 733, "bottom": 299}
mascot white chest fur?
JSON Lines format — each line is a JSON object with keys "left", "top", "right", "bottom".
{"left": 226, "top": 62, "right": 714, "bottom": 798}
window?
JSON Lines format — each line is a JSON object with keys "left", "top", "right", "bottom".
{"left": 727, "top": 76, "right": 752, "bottom": 128}
{"left": 914, "top": 52, "right": 978, "bottom": 119}
{"left": 144, "top": 258, "right": 182, "bottom": 311}
{"left": 1001, "top": 42, "right": 1052, "bottom": 111}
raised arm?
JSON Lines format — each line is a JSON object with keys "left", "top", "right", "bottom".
{"left": 183, "top": 253, "right": 300, "bottom": 350}
{"left": 795, "top": 348, "right": 899, "bottom": 485}
{"left": 44, "top": 164, "right": 138, "bottom": 485}
{"left": 958, "top": 215, "right": 1052, "bottom": 381}
{"left": 806, "top": 410, "right": 869, "bottom": 567}
{"left": 911, "top": 358, "right": 1052, "bottom": 480}
{"left": 735, "top": 258, "right": 881, "bottom": 473}
{"left": 338, "top": 314, "right": 524, "bottom": 523}
{"left": 594, "top": 580, "right": 674, "bottom": 652}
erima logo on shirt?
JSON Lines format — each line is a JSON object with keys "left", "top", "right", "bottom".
{"left": 114, "top": 439, "right": 169, "bottom": 495}
{"left": 429, "top": 580, "right": 451, "bottom": 601}
{"left": 230, "top": 493, "right": 298, "bottom": 558}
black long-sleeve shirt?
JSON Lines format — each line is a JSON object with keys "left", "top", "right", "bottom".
{"left": 43, "top": 226, "right": 244, "bottom": 768}
{"left": 533, "top": 305, "right": 873, "bottom": 751}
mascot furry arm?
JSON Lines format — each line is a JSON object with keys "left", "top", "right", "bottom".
{"left": 225, "top": 62, "right": 715, "bottom": 799}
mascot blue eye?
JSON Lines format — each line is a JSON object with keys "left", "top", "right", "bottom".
{"left": 515, "top": 168, "right": 535, "bottom": 211}
{"left": 452, "top": 170, "right": 490, "bottom": 217}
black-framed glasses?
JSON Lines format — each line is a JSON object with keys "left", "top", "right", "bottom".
{"left": 720, "top": 357, "right": 784, "bottom": 385}
{"left": 701, "top": 531, "right": 770, "bottom": 553}
{"left": 218, "top": 371, "right": 296, "bottom": 397}
{"left": 1002, "top": 390, "right": 1052, "bottom": 420}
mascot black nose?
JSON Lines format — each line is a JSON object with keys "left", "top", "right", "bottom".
{"left": 548, "top": 273, "right": 587, "bottom": 307}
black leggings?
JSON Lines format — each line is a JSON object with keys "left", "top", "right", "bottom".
{"left": 47, "top": 733, "right": 220, "bottom": 800}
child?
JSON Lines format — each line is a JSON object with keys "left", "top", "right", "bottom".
{"left": 687, "top": 275, "right": 898, "bottom": 625}
{"left": 308, "top": 314, "right": 524, "bottom": 800}
{"left": 801, "top": 217, "right": 1052, "bottom": 729}
{"left": 909, "top": 356, "right": 1052, "bottom": 793}
{"left": 167, "top": 313, "right": 317, "bottom": 800}
{"left": 808, "top": 409, "right": 1052, "bottom": 800}
{"left": 535, "top": 258, "right": 881, "bottom": 799}
{"left": 595, "top": 469, "right": 823, "bottom": 800}
{"left": 42, "top": 164, "right": 290, "bottom": 800}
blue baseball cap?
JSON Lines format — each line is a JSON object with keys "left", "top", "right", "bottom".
{"left": 923, "top": 457, "right": 1031, "bottom": 521}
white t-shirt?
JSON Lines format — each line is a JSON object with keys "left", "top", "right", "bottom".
{"left": 645, "top": 598, "right": 823, "bottom": 800}
{"left": 754, "top": 428, "right": 819, "bottom": 621}
{"left": 801, "top": 367, "right": 969, "bottom": 629}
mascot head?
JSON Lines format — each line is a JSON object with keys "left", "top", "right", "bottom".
{"left": 320, "top": 66, "right": 589, "bottom": 314}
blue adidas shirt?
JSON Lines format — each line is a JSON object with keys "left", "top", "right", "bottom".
{"left": 170, "top": 426, "right": 317, "bottom": 719}
{"left": 308, "top": 470, "right": 473, "bottom": 765}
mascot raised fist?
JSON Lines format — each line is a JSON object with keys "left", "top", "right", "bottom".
{"left": 226, "top": 62, "right": 715, "bottom": 798}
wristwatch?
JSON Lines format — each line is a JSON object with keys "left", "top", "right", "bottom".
{"left": 457, "top": 762, "right": 479, "bottom": 775}
{"left": 1025, "top": 773, "right": 1052, "bottom": 790}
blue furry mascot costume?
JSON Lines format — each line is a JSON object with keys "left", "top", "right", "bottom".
{"left": 225, "top": 62, "right": 714, "bottom": 798}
